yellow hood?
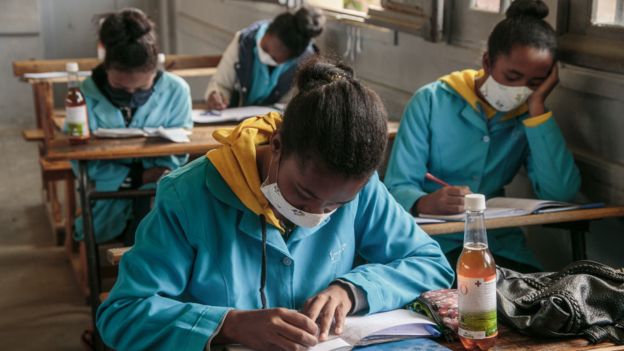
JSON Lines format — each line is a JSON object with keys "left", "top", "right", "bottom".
{"left": 207, "top": 112, "right": 283, "bottom": 231}
{"left": 440, "top": 69, "right": 528, "bottom": 119}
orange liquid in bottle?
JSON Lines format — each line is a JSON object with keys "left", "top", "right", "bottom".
{"left": 457, "top": 244, "right": 498, "bottom": 350}
{"left": 65, "top": 63, "right": 89, "bottom": 145}
{"left": 66, "top": 87, "right": 89, "bottom": 145}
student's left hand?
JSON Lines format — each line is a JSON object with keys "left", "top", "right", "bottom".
{"left": 527, "top": 64, "right": 559, "bottom": 117}
{"left": 142, "top": 167, "right": 170, "bottom": 184}
{"left": 303, "top": 284, "right": 353, "bottom": 341}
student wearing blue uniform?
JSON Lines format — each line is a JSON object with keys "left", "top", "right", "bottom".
{"left": 97, "top": 59, "right": 453, "bottom": 351}
{"left": 205, "top": 7, "right": 324, "bottom": 110}
{"left": 69, "top": 8, "right": 192, "bottom": 296}
{"left": 384, "top": 0, "right": 580, "bottom": 272}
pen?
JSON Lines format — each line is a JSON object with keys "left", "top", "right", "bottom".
{"left": 200, "top": 110, "right": 222, "bottom": 116}
{"left": 425, "top": 172, "right": 451, "bottom": 187}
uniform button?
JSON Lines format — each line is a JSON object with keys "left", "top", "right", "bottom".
{"left": 482, "top": 135, "right": 490, "bottom": 143}
{"left": 282, "top": 257, "right": 293, "bottom": 266}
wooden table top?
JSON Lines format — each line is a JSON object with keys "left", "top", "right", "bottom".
{"left": 420, "top": 207, "right": 624, "bottom": 235}
{"left": 21, "top": 67, "right": 218, "bottom": 84}
{"left": 440, "top": 324, "right": 618, "bottom": 350}
{"left": 46, "top": 121, "right": 400, "bottom": 161}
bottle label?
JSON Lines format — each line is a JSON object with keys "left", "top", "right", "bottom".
{"left": 458, "top": 274, "right": 497, "bottom": 339}
{"left": 66, "top": 105, "right": 89, "bottom": 138}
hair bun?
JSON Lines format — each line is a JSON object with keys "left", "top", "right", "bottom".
{"left": 99, "top": 8, "right": 153, "bottom": 48}
{"left": 121, "top": 8, "right": 153, "bottom": 40}
{"left": 294, "top": 7, "right": 325, "bottom": 39}
{"left": 296, "top": 58, "right": 354, "bottom": 92}
{"left": 505, "top": 0, "right": 548, "bottom": 20}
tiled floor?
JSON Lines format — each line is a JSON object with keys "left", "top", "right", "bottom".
{"left": 0, "top": 128, "right": 89, "bottom": 351}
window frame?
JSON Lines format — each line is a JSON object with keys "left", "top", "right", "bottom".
{"left": 304, "top": 0, "right": 446, "bottom": 42}
{"left": 557, "top": 0, "right": 624, "bottom": 74}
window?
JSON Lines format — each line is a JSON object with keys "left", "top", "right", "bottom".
{"left": 469, "top": 0, "right": 512, "bottom": 13}
{"left": 592, "top": 0, "right": 624, "bottom": 26}
{"left": 558, "top": 0, "right": 624, "bottom": 74}
{"left": 306, "top": 0, "right": 381, "bottom": 13}
{"left": 306, "top": 0, "right": 445, "bottom": 42}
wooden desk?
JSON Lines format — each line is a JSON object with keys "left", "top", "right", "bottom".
{"left": 420, "top": 207, "right": 624, "bottom": 235}
{"left": 440, "top": 324, "right": 617, "bottom": 350}
{"left": 46, "top": 121, "right": 399, "bottom": 161}
{"left": 419, "top": 207, "right": 624, "bottom": 262}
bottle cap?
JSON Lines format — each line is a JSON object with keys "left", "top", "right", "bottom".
{"left": 465, "top": 194, "right": 486, "bottom": 211}
{"left": 66, "top": 62, "right": 79, "bottom": 72}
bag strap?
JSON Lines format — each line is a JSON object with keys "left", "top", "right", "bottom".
{"left": 584, "top": 324, "right": 624, "bottom": 345}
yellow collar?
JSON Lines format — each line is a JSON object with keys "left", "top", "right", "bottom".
{"left": 206, "top": 112, "right": 284, "bottom": 231}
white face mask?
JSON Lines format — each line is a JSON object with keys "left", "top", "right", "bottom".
{"left": 260, "top": 158, "right": 335, "bottom": 228}
{"left": 97, "top": 46, "right": 106, "bottom": 61}
{"left": 257, "top": 39, "right": 278, "bottom": 67}
{"left": 479, "top": 75, "right": 533, "bottom": 112}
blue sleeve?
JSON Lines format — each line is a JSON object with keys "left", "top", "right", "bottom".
{"left": 384, "top": 88, "right": 432, "bottom": 212}
{"left": 96, "top": 177, "right": 229, "bottom": 351}
{"left": 339, "top": 173, "right": 454, "bottom": 314}
{"left": 148, "top": 77, "right": 194, "bottom": 170}
{"left": 524, "top": 117, "right": 581, "bottom": 201}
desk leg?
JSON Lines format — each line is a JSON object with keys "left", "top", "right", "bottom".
{"left": 78, "top": 161, "right": 104, "bottom": 351}
{"left": 571, "top": 229, "right": 588, "bottom": 261}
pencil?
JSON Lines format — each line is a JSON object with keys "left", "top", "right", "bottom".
{"left": 425, "top": 172, "right": 451, "bottom": 187}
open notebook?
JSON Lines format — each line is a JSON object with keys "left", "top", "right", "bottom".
{"left": 192, "top": 106, "right": 280, "bottom": 124}
{"left": 418, "top": 197, "right": 603, "bottom": 222}
{"left": 93, "top": 127, "right": 191, "bottom": 143}
{"left": 224, "top": 309, "right": 439, "bottom": 351}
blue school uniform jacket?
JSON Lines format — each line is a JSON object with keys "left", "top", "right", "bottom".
{"left": 96, "top": 156, "right": 454, "bottom": 351}
{"left": 72, "top": 71, "right": 193, "bottom": 243}
{"left": 384, "top": 70, "right": 580, "bottom": 266}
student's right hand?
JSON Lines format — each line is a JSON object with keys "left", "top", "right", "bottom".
{"left": 206, "top": 91, "right": 229, "bottom": 110}
{"left": 217, "top": 308, "right": 319, "bottom": 351}
{"left": 414, "top": 186, "right": 472, "bottom": 215}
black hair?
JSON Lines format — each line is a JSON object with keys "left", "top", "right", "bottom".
{"left": 99, "top": 8, "right": 158, "bottom": 72}
{"left": 267, "top": 7, "right": 325, "bottom": 58}
{"left": 281, "top": 58, "right": 388, "bottom": 179}
{"left": 487, "top": 0, "right": 557, "bottom": 63}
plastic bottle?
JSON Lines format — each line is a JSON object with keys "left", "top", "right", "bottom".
{"left": 457, "top": 194, "right": 497, "bottom": 350}
{"left": 65, "top": 62, "right": 89, "bottom": 144}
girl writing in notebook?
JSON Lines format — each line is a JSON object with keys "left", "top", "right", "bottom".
{"left": 205, "top": 7, "right": 324, "bottom": 110}
{"left": 68, "top": 8, "right": 192, "bottom": 291}
{"left": 384, "top": 0, "right": 580, "bottom": 272}
{"left": 97, "top": 59, "right": 453, "bottom": 351}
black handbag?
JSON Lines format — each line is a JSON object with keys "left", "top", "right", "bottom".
{"left": 496, "top": 260, "right": 624, "bottom": 344}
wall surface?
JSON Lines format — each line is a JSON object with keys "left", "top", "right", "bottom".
{"left": 0, "top": 0, "right": 163, "bottom": 129}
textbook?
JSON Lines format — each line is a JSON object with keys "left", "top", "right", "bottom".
{"left": 418, "top": 197, "right": 603, "bottom": 222}
{"left": 192, "top": 106, "right": 280, "bottom": 124}
{"left": 93, "top": 127, "right": 191, "bottom": 143}
{"left": 309, "top": 309, "right": 439, "bottom": 351}
{"left": 224, "top": 309, "right": 439, "bottom": 351}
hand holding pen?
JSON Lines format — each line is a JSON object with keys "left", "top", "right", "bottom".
{"left": 413, "top": 173, "right": 472, "bottom": 215}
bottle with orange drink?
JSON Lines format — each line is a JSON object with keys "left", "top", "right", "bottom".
{"left": 457, "top": 194, "right": 497, "bottom": 350}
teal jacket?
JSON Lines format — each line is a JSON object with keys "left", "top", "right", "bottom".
{"left": 97, "top": 156, "right": 454, "bottom": 350}
{"left": 72, "top": 71, "right": 193, "bottom": 243}
{"left": 384, "top": 79, "right": 580, "bottom": 264}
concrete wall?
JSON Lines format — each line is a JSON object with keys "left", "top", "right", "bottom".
{"left": 0, "top": 0, "right": 43, "bottom": 129}
{"left": 172, "top": 0, "right": 624, "bottom": 270}
{"left": 0, "top": 0, "right": 162, "bottom": 129}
